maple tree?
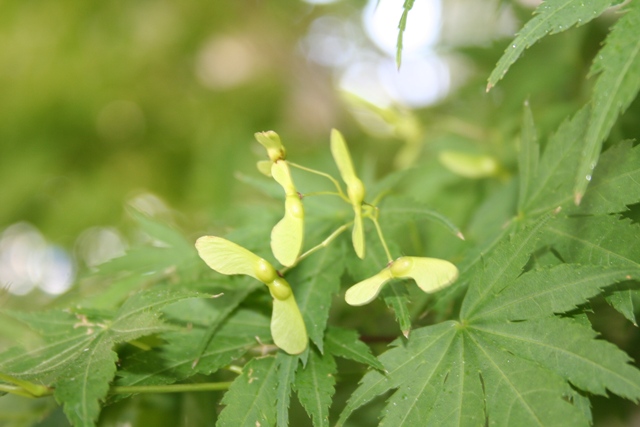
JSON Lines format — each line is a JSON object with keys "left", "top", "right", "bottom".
{"left": 2, "top": 1, "right": 640, "bottom": 426}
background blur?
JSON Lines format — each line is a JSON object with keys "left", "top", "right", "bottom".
{"left": 0, "top": 0, "right": 619, "bottom": 298}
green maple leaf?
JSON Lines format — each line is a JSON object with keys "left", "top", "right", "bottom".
{"left": 294, "top": 348, "right": 337, "bottom": 427}
{"left": 548, "top": 215, "right": 640, "bottom": 324}
{"left": 275, "top": 352, "right": 299, "bottom": 427}
{"left": 0, "top": 288, "right": 205, "bottom": 427}
{"left": 217, "top": 356, "right": 279, "bottom": 427}
{"left": 487, "top": 0, "right": 621, "bottom": 90}
{"left": 288, "top": 238, "right": 346, "bottom": 353}
{"left": 338, "top": 217, "right": 640, "bottom": 426}
{"left": 574, "top": 0, "right": 640, "bottom": 203}
{"left": 115, "top": 308, "right": 270, "bottom": 389}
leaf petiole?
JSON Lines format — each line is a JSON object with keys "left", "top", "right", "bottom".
{"left": 0, "top": 372, "right": 50, "bottom": 398}
{"left": 110, "top": 382, "right": 233, "bottom": 395}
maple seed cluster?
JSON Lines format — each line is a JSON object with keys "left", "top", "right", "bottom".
{"left": 195, "top": 129, "right": 459, "bottom": 355}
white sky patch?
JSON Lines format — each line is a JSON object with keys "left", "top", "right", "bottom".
{"left": 0, "top": 223, "right": 75, "bottom": 296}
{"left": 363, "top": 0, "right": 442, "bottom": 58}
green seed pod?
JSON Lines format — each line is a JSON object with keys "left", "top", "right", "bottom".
{"left": 255, "top": 258, "right": 277, "bottom": 284}
{"left": 269, "top": 277, "right": 293, "bottom": 301}
{"left": 390, "top": 257, "right": 413, "bottom": 277}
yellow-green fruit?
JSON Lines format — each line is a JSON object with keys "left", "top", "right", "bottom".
{"left": 390, "top": 257, "right": 413, "bottom": 277}
{"left": 269, "top": 277, "right": 293, "bottom": 300}
{"left": 286, "top": 196, "right": 304, "bottom": 219}
{"left": 347, "top": 178, "right": 365, "bottom": 205}
{"left": 254, "top": 258, "right": 277, "bottom": 284}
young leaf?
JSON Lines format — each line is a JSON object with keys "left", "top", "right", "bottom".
{"left": 324, "top": 326, "right": 384, "bottom": 371}
{"left": 518, "top": 100, "right": 539, "bottom": 212}
{"left": 487, "top": 0, "right": 617, "bottom": 90}
{"left": 574, "top": 0, "right": 640, "bottom": 204}
{"left": 294, "top": 349, "right": 337, "bottom": 427}
{"left": 217, "top": 356, "right": 279, "bottom": 427}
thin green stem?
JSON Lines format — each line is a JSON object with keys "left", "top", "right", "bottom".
{"left": 303, "top": 191, "right": 343, "bottom": 198}
{"left": 369, "top": 215, "right": 393, "bottom": 263}
{"left": 0, "top": 381, "right": 234, "bottom": 399}
{"left": 110, "top": 382, "right": 233, "bottom": 395}
{"left": 281, "top": 223, "right": 351, "bottom": 274}
{"left": 0, "top": 372, "right": 50, "bottom": 397}
{"left": 0, "top": 384, "right": 50, "bottom": 398}
{"left": 287, "top": 162, "right": 349, "bottom": 203}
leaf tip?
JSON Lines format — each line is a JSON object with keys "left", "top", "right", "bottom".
{"left": 402, "top": 329, "right": 410, "bottom": 338}
{"left": 456, "top": 231, "right": 465, "bottom": 241}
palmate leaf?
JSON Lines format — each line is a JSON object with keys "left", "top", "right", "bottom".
{"left": 217, "top": 356, "right": 279, "bottom": 427}
{"left": 294, "top": 349, "right": 337, "bottom": 427}
{"left": 287, "top": 239, "right": 346, "bottom": 353}
{"left": 324, "top": 326, "right": 383, "bottom": 371}
{"left": 0, "top": 288, "right": 205, "bottom": 427}
{"left": 487, "top": 0, "right": 619, "bottom": 90}
{"left": 517, "top": 100, "right": 539, "bottom": 213}
{"left": 460, "top": 213, "right": 552, "bottom": 319}
{"left": 574, "top": 0, "right": 640, "bottom": 203}
{"left": 523, "top": 105, "right": 589, "bottom": 217}
{"left": 275, "top": 352, "right": 299, "bottom": 427}
{"left": 115, "top": 308, "right": 270, "bottom": 389}
{"left": 548, "top": 215, "right": 640, "bottom": 323}
{"left": 97, "top": 213, "right": 199, "bottom": 277}
{"left": 569, "top": 140, "right": 640, "bottom": 215}
{"left": 339, "top": 218, "right": 640, "bottom": 426}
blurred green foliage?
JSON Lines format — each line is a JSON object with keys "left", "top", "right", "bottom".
{"left": 2, "top": 0, "right": 640, "bottom": 425}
